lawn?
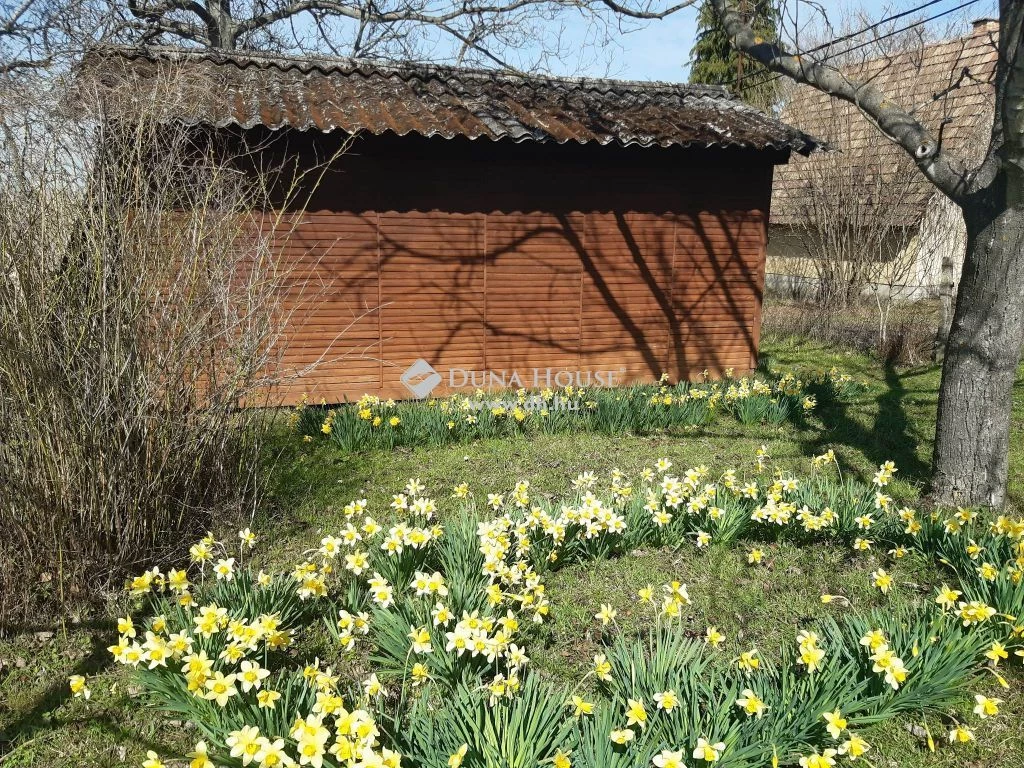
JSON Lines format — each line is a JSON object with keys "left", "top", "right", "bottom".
{"left": 1, "top": 337, "right": 1023, "bottom": 768}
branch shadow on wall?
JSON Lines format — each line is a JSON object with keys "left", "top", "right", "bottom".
{"left": 281, "top": 205, "right": 765, "bottom": 401}
{"left": 259, "top": 130, "right": 774, "bottom": 402}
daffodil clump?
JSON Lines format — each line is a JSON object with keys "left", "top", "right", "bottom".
{"left": 85, "top": 448, "right": 1024, "bottom": 768}
{"left": 292, "top": 367, "right": 859, "bottom": 452}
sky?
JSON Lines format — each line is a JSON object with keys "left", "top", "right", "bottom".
{"left": 542, "top": 0, "right": 997, "bottom": 81}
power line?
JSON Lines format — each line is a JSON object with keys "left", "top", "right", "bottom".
{"left": 737, "top": 0, "right": 982, "bottom": 96}
{"left": 740, "top": 0, "right": 981, "bottom": 93}
{"left": 789, "top": 0, "right": 955, "bottom": 57}
{"left": 740, "top": 0, "right": 982, "bottom": 93}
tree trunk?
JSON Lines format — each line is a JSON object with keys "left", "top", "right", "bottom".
{"left": 932, "top": 250, "right": 956, "bottom": 362}
{"left": 207, "top": 0, "right": 238, "bottom": 49}
{"left": 930, "top": 172, "right": 1024, "bottom": 507}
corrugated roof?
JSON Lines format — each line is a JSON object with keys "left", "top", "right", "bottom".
{"left": 771, "top": 20, "right": 998, "bottom": 225}
{"left": 83, "top": 46, "right": 818, "bottom": 155}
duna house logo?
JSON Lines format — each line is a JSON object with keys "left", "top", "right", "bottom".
{"left": 400, "top": 358, "right": 443, "bottom": 399}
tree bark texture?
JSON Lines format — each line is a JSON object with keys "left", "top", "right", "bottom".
{"left": 932, "top": 251, "right": 955, "bottom": 362}
{"left": 931, "top": 174, "right": 1024, "bottom": 507}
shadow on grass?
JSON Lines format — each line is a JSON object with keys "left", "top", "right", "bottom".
{"left": 1, "top": 628, "right": 187, "bottom": 763}
{"left": 2, "top": 709, "right": 176, "bottom": 766}
{"left": 1, "top": 633, "right": 105, "bottom": 750}
{"left": 873, "top": 363, "right": 932, "bottom": 479}
{"left": 255, "top": 432, "right": 368, "bottom": 535}
{"left": 762, "top": 351, "right": 933, "bottom": 487}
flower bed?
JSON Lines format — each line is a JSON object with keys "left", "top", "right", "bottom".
{"left": 84, "top": 452, "right": 1023, "bottom": 768}
{"left": 292, "top": 368, "right": 865, "bottom": 452}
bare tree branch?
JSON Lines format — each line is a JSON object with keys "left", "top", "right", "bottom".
{"left": 999, "top": 2, "right": 1024, "bottom": 186}
{"left": 236, "top": 0, "right": 586, "bottom": 39}
{"left": 708, "top": 0, "right": 973, "bottom": 203}
{"left": 126, "top": 0, "right": 214, "bottom": 25}
{"left": 596, "top": 0, "right": 695, "bottom": 21}
{"left": 1, "top": 0, "right": 38, "bottom": 34}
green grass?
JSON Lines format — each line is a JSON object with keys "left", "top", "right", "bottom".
{"left": 261, "top": 336, "right": 1023, "bottom": 532}
{"left": 533, "top": 541, "right": 942, "bottom": 684}
{"left": 0, "top": 623, "right": 192, "bottom": 767}
{"left": 533, "top": 541, "right": 1024, "bottom": 768}
{"left": 2, "top": 337, "right": 1023, "bottom": 766}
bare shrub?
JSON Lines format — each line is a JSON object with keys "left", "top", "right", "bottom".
{"left": 0, "top": 68, "right": 320, "bottom": 627}
{"left": 762, "top": 298, "right": 938, "bottom": 366}
{"left": 788, "top": 96, "right": 919, "bottom": 303}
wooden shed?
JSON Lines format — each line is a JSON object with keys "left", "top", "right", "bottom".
{"left": 95, "top": 48, "right": 816, "bottom": 404}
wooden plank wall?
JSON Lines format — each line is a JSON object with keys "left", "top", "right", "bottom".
{"left": 260, "top": 131, "right": 777, "bottom": 404}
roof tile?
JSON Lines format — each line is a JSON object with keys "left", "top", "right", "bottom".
{"left": 771, "top": 25, "right": 998, "bottom": 224}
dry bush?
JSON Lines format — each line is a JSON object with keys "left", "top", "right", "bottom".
{"left": 762, "top": 297, "right": 939, "bottom": 366}
{"left": 0, "top": 69, "right": 321, "bottom": 627}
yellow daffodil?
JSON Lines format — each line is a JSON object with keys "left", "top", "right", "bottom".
{"left": 948, "top": 725, "right": 975, "bottom": 743}
{"left": 654, "top": 689, "right": 679, "bottom": 712}
{"left": 410, "top": 663, "right": 430, "bottom": 685}
{"left": 705, "top": 626, "right": 725, "bottom": 647}
{"left": 823, "top": 709, "right": 847, "bottom": 739}
{"left": 935, "top": 584, "right": 961, "bottom": 610}
{"left": 238, "top": 660, "right": 270, "bottom": 692}
{"left": 692, "top": 737, "right": 725, "bottom": 763}
{"left": 448, "top": 744, "right": 468, "bottom": 768}
{"left": 593, "top": 653, "right": 613, "bottom": 682}
{"left": 68, "top": 675, "right": 90, "bottom": 700}
{"left": 188, "top": 741, "right": 212, "bottom": 768}
{"left": 364, "top": 673, "right": 383, "bottom": 697}
{"left": 799, "top": 749, "right": 837, "bottom": 768}
{"left": 625, "top": 698, "right": 648, "bottom": 729}
{"left": 226, "top": 725, "right": 262, "bottom": 765}
{"left": 609, "top": 728, "right": 635, "bottom": 745}
{"left": 254, "top": 738, "right": 289, "bottom": 767}
{"left": 570, "top": 695, "right": 594, "bottom": 717}
{"left": 958, "top": 600, "right": 997, "bottom": 625}
{"left": 837, "top": 734, "right": 870, "bottom": 760}
{"left": 595, "top": 604, "right": 617, "bottom": 626}
{"left": 978, "top": 562, "right": 999, "bottom": 582}
{"left": 869, "top": 646, "right": 908, "bottom": 690}
{"left": 973, "top": 694, "right": 1001, "bottom": 718}
{"left": 653, "top": 750, "right": 685, "bottom": 768}
{"left": 986, "top": 642, "right": 1009, "bottom": 666}
{"left": 735, "top": 688, "right": 767, "bottom": 718}
{"left": 203, "top": 671, "right": 238, "bottom": 707}
{"left": 257, "top": 689, "right": 281, "bottom": 709}
{"left": 213, "top": 558, "right": 236, "bottom": 581}
{"left": 407, "top": 625, "right": 433, "bottom": 654}
{"left": 858, "top": 629, "right": 887, "bottom": 652}
{"left": 737, "top": 649, "right": 760, "bottom": 673}
{"left": 797, "top": 631, "right": 826, "bottom": 673}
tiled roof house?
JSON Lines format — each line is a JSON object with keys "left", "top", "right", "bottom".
{"left": 767, "top": 18, "right": 998, "bottom": 299}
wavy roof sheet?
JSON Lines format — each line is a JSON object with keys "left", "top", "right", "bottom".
{"left": 85, "top": 46, "right": 818, "bottom": 155}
